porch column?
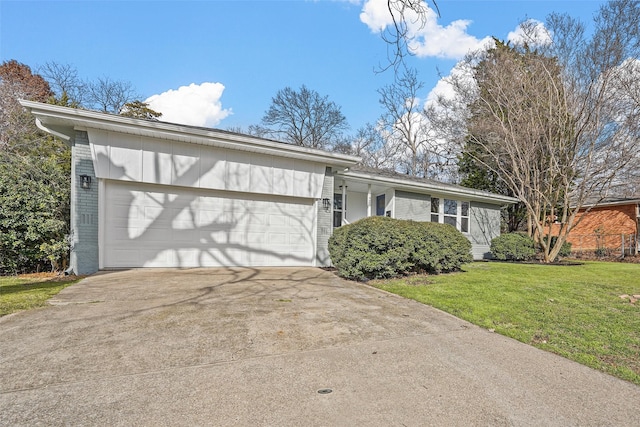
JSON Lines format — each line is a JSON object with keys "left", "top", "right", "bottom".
{"left": 367, "top": 184, "right": 372, "bottom": 217}
{"left": 341, "top": 180, "right": 347, "bottom": 225}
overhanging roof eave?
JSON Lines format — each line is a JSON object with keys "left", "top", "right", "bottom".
{"left": 19, "top": 100, "right": 361, "bottom": 167}
{"left": 337, "top": 170, "right": 519, "bottom": 205}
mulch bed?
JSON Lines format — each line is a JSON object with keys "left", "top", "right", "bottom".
{"left": 569, "top": 254, "right": 640, "bottom": 264}
{"left": 10, "top": 272, "right": 81, "bottom": 283}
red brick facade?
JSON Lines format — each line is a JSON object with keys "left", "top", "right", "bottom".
{"left": 552, "top": 203, "right": 639, "bottom": 251}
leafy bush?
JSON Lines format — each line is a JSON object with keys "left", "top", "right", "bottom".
{"left": 40, "top": 239, "right": 70, "bottom": 272}
{"left": 490, "top": 233, "right": 536, "bottom": 261}
{"left": 328, "top": 217, "right": 472, "bottom": 280}
{"left": 595, "top": 247, "right": 608, "bottom": 258}
{"left": 0, "top": 151, "right": 70, "bottom": 274}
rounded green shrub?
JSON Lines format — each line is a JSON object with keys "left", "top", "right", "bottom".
{"left": 490, "top": 233, "right": 536, "bottom": 261}
{"left": 328, "top": 217, "right": 472, "bottom": 280}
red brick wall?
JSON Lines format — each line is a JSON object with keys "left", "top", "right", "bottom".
{"left": 552, "top": 204, "right": 638, "bottom": 250}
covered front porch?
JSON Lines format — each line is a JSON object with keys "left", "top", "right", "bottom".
{"left": 331, "top": 177, "right": 393, "bottom": 227}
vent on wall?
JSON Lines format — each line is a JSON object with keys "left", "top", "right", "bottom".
{"left": 80, "top": 214, "right": 96, "bottom": 225}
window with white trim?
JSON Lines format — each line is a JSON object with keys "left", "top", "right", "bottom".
{"left": 430, "top": 197, "right": 470, "bottom": 233}
{"left": 430, "top": 197, "right": 439, "bottom": 223}
{"left": 333, "top": 193, "right": 344, "bottom": 228}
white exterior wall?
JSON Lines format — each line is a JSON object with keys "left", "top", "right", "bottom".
{"left": 469, "top": 201, "right": 502, "bottom": 259}
{"left": 395, "top": 190, "right": 430, "bottom": 221}
{"left": 345, "top": 190, "right": 368, "bottom": 224}
{"left": 385, "top": 188, "right": 395, "bottom": 217}
{"left": 88, "top": 130, "right": 325, "bottom": 198}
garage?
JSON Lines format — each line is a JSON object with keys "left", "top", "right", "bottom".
{"left": 22, "top": 101, "right": 361, "bottom": 274}
{"left": 103, "top": 181, "right": 316, "bottom": 268}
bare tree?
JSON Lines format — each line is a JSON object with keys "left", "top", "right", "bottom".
{"left": 378, "top": 68, "right": 424, "bottom": 175}
{"left": 465, "top": 42, "right": 577, "bottom": 261}
{"left": 451, "top": 0, "right": 640, "bottom": 262}
{"left": 261, "top": 85, "right": 348, "bottom": 149}
{"left": 378, "top": 0, "right": 438, "bottom": 72}
{"left": 38, "top": 62, "right": 85, "bottom": 106}
{"left": 39, "top": 62, "right": 144, "bottom": 115}
{"left": 378, "top": 67, "right": 452, "bottom": 178}
{"left": 86, "top": 76, "right": 139, "bottom": 114}
{"left": 349, "top": 122, "right": 402, "bottom": 170}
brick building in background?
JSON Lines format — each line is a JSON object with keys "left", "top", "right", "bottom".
{"left": 557, "top": 198, "right": 639, "bottom": 255}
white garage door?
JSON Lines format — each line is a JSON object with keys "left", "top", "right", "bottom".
{"left": 103, "top": 181, "right": 316, "bottom": 268}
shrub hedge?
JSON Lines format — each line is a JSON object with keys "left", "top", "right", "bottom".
{"left": 491, "top": 233, "right": 573, "bottom": 262}
{"left": 328, "top": 216, "right": 472, "bottom": 280}
{"left": 490, "top": 233, "right": 536, "bottom": 261}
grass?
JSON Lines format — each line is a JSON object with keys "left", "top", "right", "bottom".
{"left": 369, "top": 261, "right": 640, "bottom": 385}
{"left": 0, "top": 273, "right": 81, "bottom": 316}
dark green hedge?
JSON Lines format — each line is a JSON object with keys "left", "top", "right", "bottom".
{"left": 490, "top": 233, "right": 536, "bottom": 261}
{"left": 328, "top": 216, "right": 472, "bottom": 280}
{"left": 490, "top": 233, "right": 573, "bottom": 262}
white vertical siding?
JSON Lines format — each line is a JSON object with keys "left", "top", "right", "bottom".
{"left": 88, "top": 130, "right": 325, "bottom": 198}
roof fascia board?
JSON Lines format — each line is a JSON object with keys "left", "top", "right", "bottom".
{"left": 580, "top": 199, "right": 640, "bottom": 209}
{"left": 20, "top": 100, "right": 360, "bottom": 167}
{"left": 338, "top": 170, "right": 519, "bottom": 205}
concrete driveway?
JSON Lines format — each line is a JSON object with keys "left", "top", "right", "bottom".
{"left": 1, "top": 267, "right": 639, "bottom": 426}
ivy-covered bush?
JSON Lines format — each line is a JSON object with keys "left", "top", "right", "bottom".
{"left": 328, "top": 216, "right": 472, "bottom": 280}
{"left": 490, "top": 233, "right": 536, "bottom": 261}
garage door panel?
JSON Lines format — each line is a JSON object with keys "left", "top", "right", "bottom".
{"left": 109, "top": 226, "right": 134, "bottom": 242}
{"left": 268, "top": 214, "right": 288, "bottom": 226}
{"left": 110, "top": 203, "right": 137, "bottom": 220}
{"left": 174, "top": 249, "right": 202, "bottom": 266}
{"left": 172, "top": 229, "right": 201, "bottom": 243}
{"left": 246, "top": 232, "right": 266, "bottom": 244}
{"left": 197, "top": 210, "right": 223, "bottom": 227}
{"left": 268, "top": 232, "right": 287, "bottom": 245}
{"left": 108, "top": 249, "right": 139, "bottom": 265}
{"left": 143, "top": 250, "right": 175, "bottom": 268}
{"left": 103, "top": 181, "right": 315, "bottom": 268}
{"left": 139, "top": 227, "right": 173, "bottom": 243}
{"left": 290, "top": 233, "right": 312, "bottom": 245}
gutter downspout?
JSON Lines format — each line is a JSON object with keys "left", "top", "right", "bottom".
{"left": 35, "top": 118, "right": 72, "bottom": 142}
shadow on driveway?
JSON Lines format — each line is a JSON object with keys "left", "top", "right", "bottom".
{"left": 1, "top": 267, "right": 639, "bottom": 425}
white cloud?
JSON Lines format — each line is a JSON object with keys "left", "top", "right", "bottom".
{"left": 507, "top": 19, "right": 552, "bottom": 47}
{"left": 409, "top": 20, "right": 493, "bottom": 59}
{"left": 359, "top": 0, "right": 395, "bottom": 32}
{"left": 360, "top": 0, "right": 492, "bottom": 59}
{"left": 145, "top": 82, "right": 232, "bottom": 127}
{"left": 426, "top": 60, "right": 477, "bottom": 108}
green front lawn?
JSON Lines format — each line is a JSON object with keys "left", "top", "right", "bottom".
{"left": 370, "top": 261, "right": 640, "bottom": 385}
{"left": 0, "top": 274, "right": 81, "bottom": 316}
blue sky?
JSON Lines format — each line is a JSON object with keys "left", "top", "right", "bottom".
{"left": 1, "top": 0, "right": 605, "bottom": 134}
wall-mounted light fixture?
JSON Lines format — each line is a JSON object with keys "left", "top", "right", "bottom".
{"left": 322, "top": 198, "right": 331, "bottom": 211}
{"left": 80, "top": 174, "right": 92, "bottom": 190}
